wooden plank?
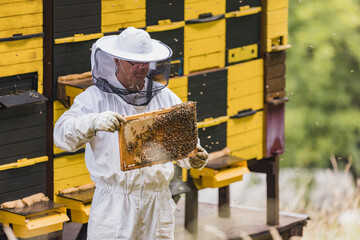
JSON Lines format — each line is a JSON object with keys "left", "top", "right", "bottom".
{"left": 0, "top": 137, "right": 46, "bottom": 161}
{"left": 198, "top": 122, "right": 227, "bottom": 153}
{"left": 54, "top": 2, "right": 100, "bottom": 20}
{"left": 54, "top": 173, "right": 91, "bottom": 194}
{"left": 54, "top": 161, "right": 89, "bottom": 181}
{"left": 0, "top": 151, "right": 46, "bottom": 166}
{"left": 0, "top": 111, "right": 45, "bottom": 131}
{"left": 54, "top": 15, "right": 100, "bottom": 38}
{"left": 0, "top": 60, "right": 43, "bottom": 79}
{"left": 0, "top": 125, "right": 45, "bottom": 145}
{"left": 0, "top": 0, "right": 42, "bottom": 17}
{"left": 0, "top": 170, "right": 45, "bottom": 194}
{"left": 0, "top": 38, "right": 42, "bottom": 54}
{"left": 0, "top": 184, "right": 46, "bottom": 204}
{"left": 226, "top": 13, "right": 261, "bottom": 49}
{"left": 0, "top": 162, "right": 45, "bottom": 181}
{"left": 196, "top": 99, "right": 227, "bottom": 121}
{"left": 265, "top": 50, "right": 286, "bottom": 66}
{"left": 146, "top": 0, "right": 183, "bottom": 26}
{"left": 54, "top": 0, "right": 99, "bottom": 7}
{"left": 0, "top": 47, "right": 42, "bottom": 67}
{"left": 54, "top": 153, "right": 85, "bottom": 169}
{"left": 176, "top": 199, "right": 308, "bottom": 239}
{"left": 0, "top": 26, "right": 43, "bottom": 39}
{"left": 0, "top": 13, "right": 43, "bottom": 31}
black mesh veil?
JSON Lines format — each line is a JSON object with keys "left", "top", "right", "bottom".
{"left": 91, "top": 42, "right": 172, "bottom": 106}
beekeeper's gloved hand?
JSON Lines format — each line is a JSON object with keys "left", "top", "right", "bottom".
{"left": 189, "top": 146, "right": 209, "bottom": 169}
{"left": 90, "top": 111, "right": 127, "bottom": 135}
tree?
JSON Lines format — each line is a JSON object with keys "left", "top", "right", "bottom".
{"left": 282, "top": 0, "right": 360, "bottom": 170}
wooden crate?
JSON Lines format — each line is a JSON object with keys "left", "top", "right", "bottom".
{"left": 119, "top": 102, "right": 198, "bottom": 171}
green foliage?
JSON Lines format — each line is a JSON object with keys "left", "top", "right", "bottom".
{"left": 282, "top": 0, "right": 360, "bottom": 169}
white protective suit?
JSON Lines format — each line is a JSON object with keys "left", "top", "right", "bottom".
{"left": 54, "top": 84, "right": 193, "bottom": 239}
{"left": 54, "top": 31, "right": 195, "bottom": 239}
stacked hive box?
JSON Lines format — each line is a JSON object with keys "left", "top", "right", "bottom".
{"left": 0, "top": 1, "right": 69, "bottom": 238}
{"left": 263, "top": 0, "right": 289, "bottom": 157}
{"left": 48, "top": 0, "right": 289, "bottom": 224}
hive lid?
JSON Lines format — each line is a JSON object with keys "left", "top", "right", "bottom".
{"left": 0, "top": 90, "right": 47, "bottom": 109}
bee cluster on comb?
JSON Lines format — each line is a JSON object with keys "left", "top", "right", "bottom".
{"left": 119, "top": 101, "right": 198, "bottom": 171}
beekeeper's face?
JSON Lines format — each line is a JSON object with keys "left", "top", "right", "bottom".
{"left": 115, "top": 59, "right": 150, "bottom": 91}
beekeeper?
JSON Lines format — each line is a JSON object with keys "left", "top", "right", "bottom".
{"left": 54, "top": 27, "right": 208, "bottom": 239}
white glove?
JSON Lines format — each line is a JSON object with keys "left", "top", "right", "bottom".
{"left": 189, "top": 146, "right": 209, "bottom": 169}
{"left": 91, "top": 111, "right": 127, "bottom": 135}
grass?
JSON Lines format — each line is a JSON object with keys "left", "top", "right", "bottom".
{"left": 281, "top": 156, "right": 360, "bottom": 240}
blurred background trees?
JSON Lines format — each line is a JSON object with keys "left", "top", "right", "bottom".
{"left": 283, "top": 0, "right": 360, "bottom": 173}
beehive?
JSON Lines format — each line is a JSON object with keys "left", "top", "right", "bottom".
{"left": 119, "top": 101, "right": 198, "bottom": 171}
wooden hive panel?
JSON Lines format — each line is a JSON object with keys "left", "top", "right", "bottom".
{"left": 119, "top": 102, "right": 198, "bottom": 171}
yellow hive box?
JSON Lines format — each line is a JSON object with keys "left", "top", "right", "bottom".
{"left": 227, "top": 111, "right": 264, "bottom": 161}
{"left": 167, "top": 76, "right": 188, "bottom": 102}
{"left": 101, "top": 0, "right": 145, "bottom": 33}
{"left": 190, "top": 157, "right": 249, "bottom": 188}
{"left": 185, "top": 0, "right": 225, "bottom": 21}
{"left": 184, "top": 18, "right": 225, "bottom": 74}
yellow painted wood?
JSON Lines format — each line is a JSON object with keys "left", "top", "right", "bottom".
{"left": 101, "top": 9, "right": 146, "bottom": 32}
{"left": 0, "top": 0, "right": 42, "bottom": 17}
{"left": 187, "top": 51, "right": 225, "bottom": 74}
{"left": 70, "top": 208, "right": 90, "bottom": 223}
{"left": 54, "top": 162, "right": 89, "bottom": 182}
{"left": 227, "top": 44, "right": 258, "bottom": 64}
{"left": 197, "top": 116, "right": 229, "bottom": 129}
{"left": 0, "top": 206, "right": 68, "bottom": 239}
{"left": 227, "top": 59, "right": 263, "bottom": 83}
{"left": 53, "top": 101, "right": 68, "bottom": 123}
{"left": 168, "top": 76, "right": 187, "bottom": 89}
{"left": 267, "top": 22, "right": 288, "bottom": 39}
{"left": 54, "top": 153, "right": 85, "bottom": 169}
{"left": 54, "top": 173, "right": 92, "bottom": 196}
{"left": 231, "top": 144, "right": 263, "bottom": 160}
{"left": 55, "top": 197, "right": 91, "bottom": 223}
{"left": 0, "top": 156, "right": 48, "bottom": 171}
{"left": 0, "top": 26, "right": 42, "bottom": 38}
{"left": 228, "top": 76, "right": 263, "bottom": 100}
{"left": 227, "top": 111, "right": 263, "bottom": 136}
{"left": 0, "top": 37, "right": 42, "bottom": 53}
{"left": 266, "top": 8, "right": 288, "bottom": 25}
{"left": 168, "top": 75, "right": 188, "bottom": 102}
{"left": 266, "top": 0, "right": 288, "bottom": 11}
{"left": 225, "top": 6, "right": 261, "bottom": 18}
{"left": 185, "top": 0, "right": 225, "bottom": 21}
{"left": 0, "top": 47, "right": 42, "bottom": 66}
{"left": 146, "top": 21, "right": 184, "bottom": 32}
{"left": 185, "top": 34, "right": 225, "bottom": 56}
{"left": 266, "top": 20, "right": 288, "bottom": 52}
{"left": 184, "top": 19, "right": 225, "bottom": 41}
{"left": 0, "top": 61, "right": 43, "bottom": 93}
{"left": 13, "top": 223, "right": 64, "bottom": 239}
{"left": 102, "top": 0, "right": 145, "bottom": 13}
{"left": 54, "top": 33, "right": 104, "bottom": 44}
{"left": 184, "top": 20, "right": 225, "bottom": 74}
{"left": 190, "top": 161, "right": 249, "bottom": 188}
{"left": 0, "top": 13, "right": 42, "bottom": 31}
{"left": 227, "top": 128, "right": 263, "bottom": 160}
{"left": 13, "top": 213, "right": 68, "bottom": 239}
{"left": 227, "top": 92, "right": 263, "bottom": 116}
{"left": 53, "top": 101, "right": 69, "bottom": 155}
{"left": 182, "top": 168, "right": 187, "bottom": 182}
{"left": 101, "top": 21, "right": 146, "bottom": 33}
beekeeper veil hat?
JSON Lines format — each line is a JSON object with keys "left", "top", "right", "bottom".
{"left": 91, "top": 27, "right": 173, "bottom": 106}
